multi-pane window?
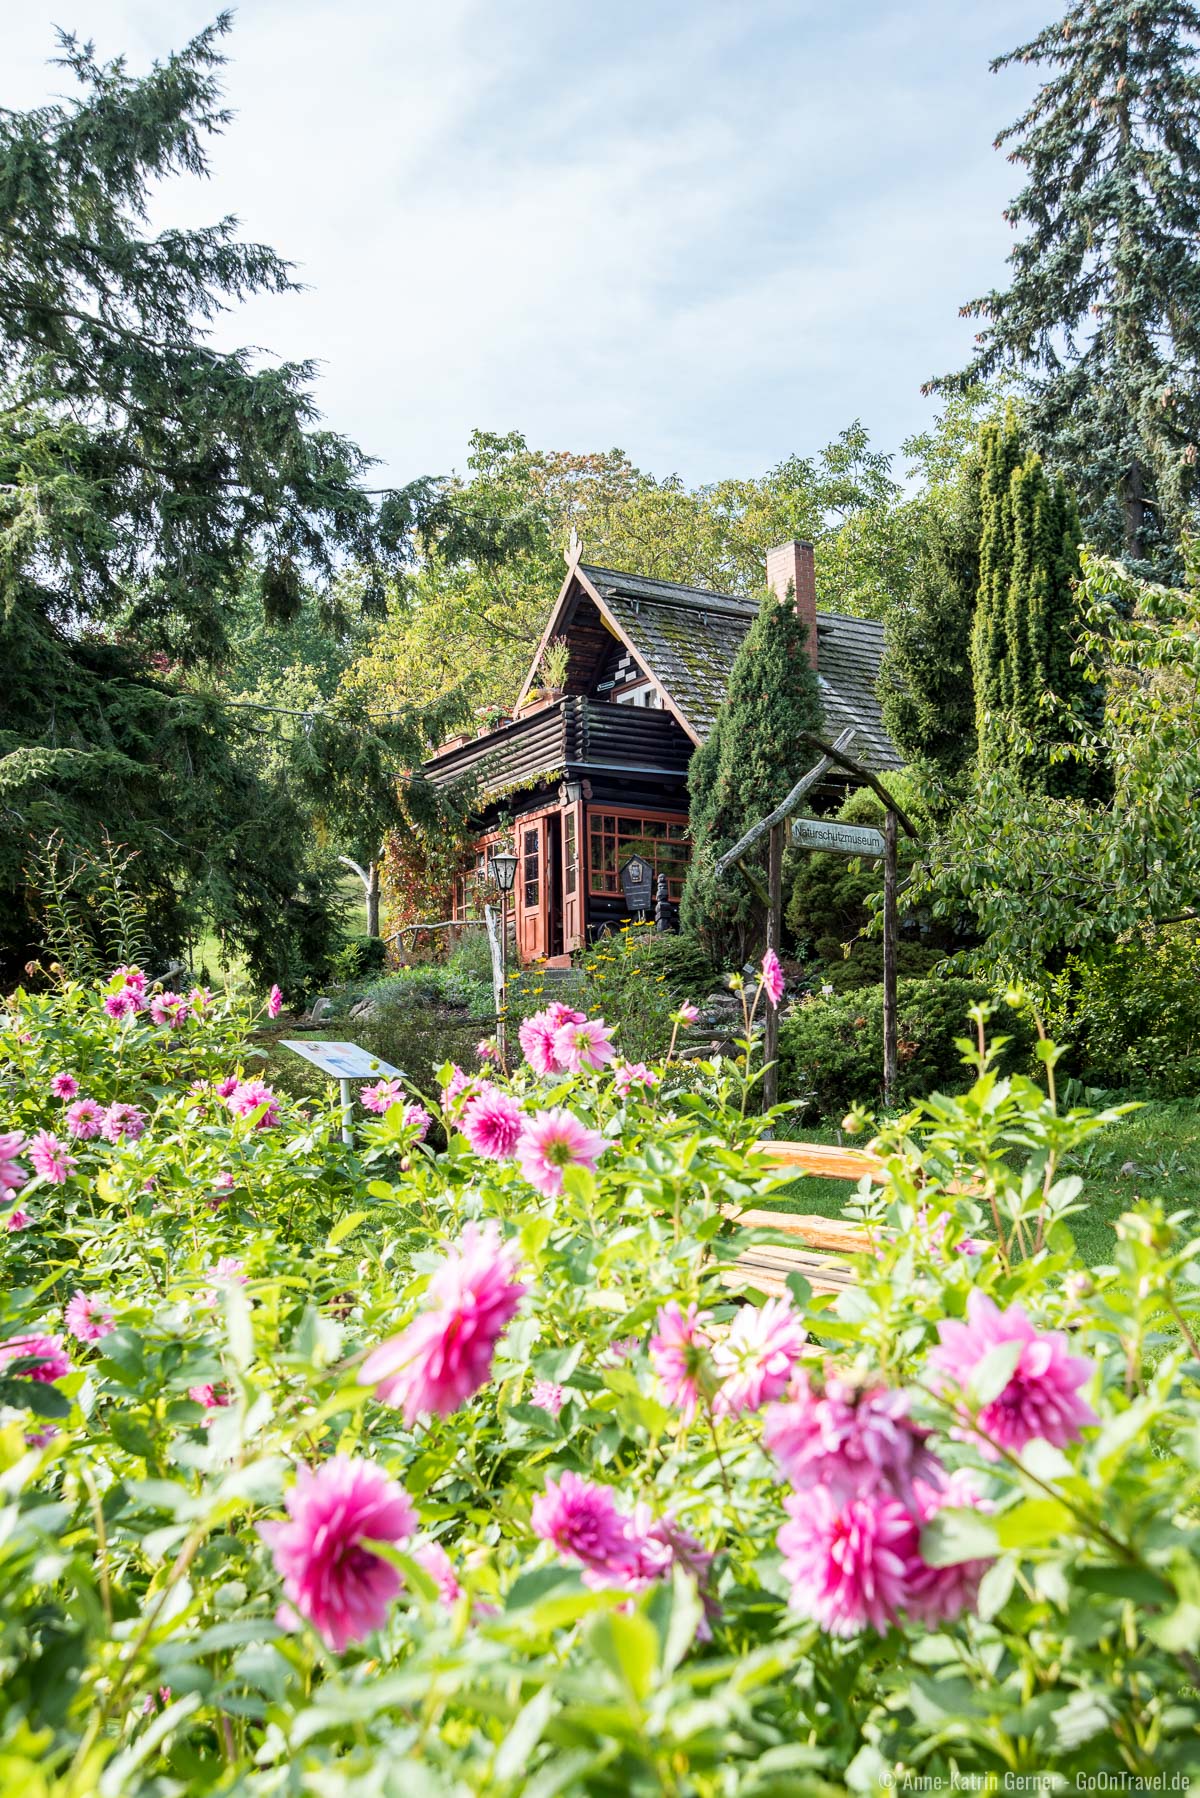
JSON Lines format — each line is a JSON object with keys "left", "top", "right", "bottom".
{"left": 564, "top": 811, "right": 578, "bottom": 897}
{"left": 522, "top": 824, "right": 541, "bottom": 910}
{"left": 587, "top": 813, "right": 689, "bottom": 902}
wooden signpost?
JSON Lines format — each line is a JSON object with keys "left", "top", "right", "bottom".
{"left": 712, "top": 728, "right": 918, "bottom": 1112}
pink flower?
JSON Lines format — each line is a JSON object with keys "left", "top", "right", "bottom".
{"left": 360, "top": 1222, "right": 526, "bottom": 1423}
{"left": 927, "top": 1290, "right": 1098, "bottom": 1459}
{"left": 761, "top": 948, "right": 785, "bottom": 1008}
{"left": 102, "top": 992, "right": 136, "bottom": 1021}
{"left": 476, "top": 1039, "right": 498, "bottom": 1064}
{"left": 101, "top": 1103, "right": 147, "bottom": 1144}
{"left": 65, "top": 1100, "right": 104, "bottom": 1140}
{"left": 187, "top": 1383, "right": 231, "bottom": 1410}
{"left": 0, "top": 1333, "right": 72, "bottom": 1384}
{"left": 189, "top": 986, "right": 213, "bottom": 1011}
{"left": 111, "top": 965, "right": 147, "bottom": 999}
{"left": 259, "top": 1455, "right": 417, "bottom": 1652}
{"left": 227, "top": 1080, "right": 279, "bottom": 1129}
{"left": 603, "top": 1335, "right": 642, "bottom": 1364}
{"left": 215, "top": 1075, "right": 239, "bottom": 1099}
{"left": 64, "top": 1291, "right": 114, "bottom": 1342}
{"left": 518, "top": 1011, "right": 563, "bottom": 1077}
{"left": 907, "top": 1471, "right": 993, "bottom": 1625}
{"left": 530, "top": 1379, "right": 566, "bottom": 1416}
{"left": 206, "top": 1255, "right": 247, "bottom": 1286}
{"left": 414, "top": 1540, "right": 463, "bottom": 1605}
{"left": 214, "top": 1171, "right": 236, "bottom": 1191}
{"left": 612, "top": 1060, "right": 660, "bottom": 1097}
{"left": 546, "top": 1001, "right": 586, "bottom": 1030}
{"left": 531, "top": 1471, "right": 629, "bottom": 1570}
{"left": 675, "top": 1002, "right": 700, "bottom": 1025}
{"left": 594, "top": 1505, "right": 716, "bottom": 1619}
{"left": 649, "top": 1302, "right": 713, "bottom": 1424}
{"left": 25, "top": 1425, "right": 59, "bottom": 1449}
{"left": 440, "top": 1065, "right": 486, "bottom": 1124}
{"left": 515, "top": 1108, "right": 607, "bottom": 1197}
{"left": 712, "top": 1297, "right": 805, "bottom": 1416}
{"left": 50, "top": 1073, "right": 78, "bottom": 1100}
{"left": 5, "top": 1209, "right": 31, "bottom": 1232}
{"left": 149, "top": 992, "right": 189, "bottom": 1029}
{"left": 361, "top": 1079, "right": 404, "bottom": 1114}
{"left": 29, "top": 1131, "right": 76, "bottom": 1185}
{"left": 462, "top": 1089, "right": 523, "bottom": 1160}
{"left": 0, "top": 1129, "right": 27, "bottom": 1193}
{"left": 763, "top": 1370, "right": 942, "bottom": 1507}
{"left": 402, "top": 1103, "right": 431, "bottom": 1141}
{"left": 553, "top": 1016, "right": 617, "bottom": 1073}
{"left": 779, "top": 1486, "right": 921, "bottom": 1637}
{"left": 268, "top": 984, "right": 284, "bottom": 1019}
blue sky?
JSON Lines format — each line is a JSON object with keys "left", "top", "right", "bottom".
{"left": 6, "top": 0, "right": 1048, "bottom": 492}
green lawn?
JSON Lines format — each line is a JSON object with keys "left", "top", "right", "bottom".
{"left": 757, "top": 1102, "right": 1200, "bottom": 1267}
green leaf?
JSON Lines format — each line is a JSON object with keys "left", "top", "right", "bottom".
{"left": 0, "top": 1377, "right": 69, "bottom": 1419}
{"left": 494, "top": 1685, "right": 555, "bottom": 1784}
{"left": 994, "top": 1498, "right": 1073, "bottom": 1550}
{"left": 919, "top": 1507, "right": 1000, "bottom": 1568}
{"left": 327, "top": 1210, "right": 369, "bottom": 1248}
{"left": 967, "top": 1339, "right": 1022, "bottom": 1407}
{"left": 587, "top": 1608, "right": 658, "bottom": 1703}
{"left": 97, "top": 1327, "right": 146, "bottom": 1375}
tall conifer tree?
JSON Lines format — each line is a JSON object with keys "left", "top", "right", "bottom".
{"left": 928, "top": 0, "right": 1200, "bottom": 574}
{"left": 680, "top": 588, "right": 822, "bottom": 965}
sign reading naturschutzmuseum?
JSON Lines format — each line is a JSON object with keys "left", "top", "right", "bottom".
{"left": 791, "top": 818, "right": 886, "bottom": 857}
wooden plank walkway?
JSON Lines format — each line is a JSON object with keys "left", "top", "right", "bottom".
{"left": 721, "top": 1138, "right": 885, "bottom": 1300}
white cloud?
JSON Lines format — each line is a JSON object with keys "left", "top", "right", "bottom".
{"left": 4, "top": 0, "right": 1049, "bottom": 488}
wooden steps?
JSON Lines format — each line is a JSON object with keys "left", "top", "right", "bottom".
{"left": 721, "top": 1138, "right": 886, "bottom": 1301}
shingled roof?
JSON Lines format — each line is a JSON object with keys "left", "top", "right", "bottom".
{"left": 552, "top": 563, "right": 900, "bottom": 770}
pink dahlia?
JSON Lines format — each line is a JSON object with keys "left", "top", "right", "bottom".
{"left": 149, "top": 992, "right": 189, "bottom": 1029}
{"left": 546, "top": 1001, "right": 587, "bottom": 1030}
{"left": 552, "top": 1017, "right": 617, "bottom": 1074}
{"left": 414, "top": 1540, "right": 463, "bottom": 1605}
{"left": 361, "top": 1079, "right": 404, "bottom": 1114}
{"left": 188, "top": 1383, "right": 232, "bottom": 1410}
{"left": 462, "top": 1089, "right": 523, "bottom": 1160}
{"left": 50, "top": 1073, "right": 78, "bottom": 1100}
{"left": 927, "top": 1289, "right": 1098, "bottom": 1459}
{"left": 906, "top": 1470, "right": 993, "bottom": 1625}
{"left": 64, "top": 1291, "right": 114, "bottom": 1342}
{"left": 518, "top": 1011, "right": 563, "bottom": 1077}
{"left": 215, "top": 1075, "right": 239, "bottom": 1099}
{"left": 531, "top": 1471, "right": 629, "bottom": 1571}
{"left": 100, "top": 1102, "right": 147, "bottom": 1144}
{"left": 111, "top": 965, "right": 147, "bottom": 999}
{"left": 102, "top": 992, "right": 136, "bottom": 1021}
{"left": 612, "top": 1060, "right": 660, "bottom": 1097}
{"left": 403, "top": 1103, "right": 431, "bottom": 1140}
{"left": 360, "top": 1222, "right": 525, "bottom": 1423}
{"left": 440, "top": 1065, "right": 486, "bottom": 1124}
{"left": 0, "top": 1129, "right": 27, "bottom": 1193}
{"left": 476, "top": 1039, "right": 498, "bottom": 1064}
{"left": 5, "top": 1209, "right": 31, "bottom": 1231}
{"left": 649, "top": 1301, "right": 713, "bottom": 1424}
{"left": 259, "top": 1455, "right": 416, "bottom": 1652}
{"left": 713, "top": 1297, "right": 805, "bottom": 1416}
{"left": 65, "top": 1099, "right": 103, "bottom": 1140}
{"left": 29, "top": 1131, "right": 76, "bottom": 1186}
{"left": 530, "top": 1379, "right": 566, "bottom": 1416}
{"left": 763, "top": 1369, "right": 941, "bottom": 1507}
{"left": 675, "top": 1001, "right": 700, "bottom": 1025}
{"left": 268, "top": 984, "right": 284, "bottom": 1019}
{"left": 0, "top": 1333, "right": 72, "bottom": 1384}
{"left": 779, "top": 1486, "right": 920, "bottom": 1637}
{"left": 227, "top": 1080, "right": 279, "bottom": 1129}
{"left": 761, "top": 948, "right": 785, "bottom": 1008}
{"left": 189, "top": 986, "right": 214, "bottom": 1011}
{"left": 515, "top": 1108, "right": 606, "bottom": 1197}
{"left": 214, "top": 1170, "right": 236, "bottom": 1191}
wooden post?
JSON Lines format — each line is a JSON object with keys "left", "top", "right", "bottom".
{"left": 882, "top": 808, "right": 898, "bottom": 1107}
{"left": 762, "top": 820, "right": 784, "bottom": 1114}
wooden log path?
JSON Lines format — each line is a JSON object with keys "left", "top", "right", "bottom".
{"left": 723, "top": 1139, "right": 886, "bottom": 1301}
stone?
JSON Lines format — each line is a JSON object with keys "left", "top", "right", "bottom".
{"left": 310, "top": 997, "right": 335, "bottom": 1022}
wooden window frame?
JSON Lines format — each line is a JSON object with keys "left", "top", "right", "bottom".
{"left": 586, "top": 807, "right": 690, "bottom": 903}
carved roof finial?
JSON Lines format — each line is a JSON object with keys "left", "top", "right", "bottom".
{"left": 565, "top": 525, "right": 582, "bottom": 567}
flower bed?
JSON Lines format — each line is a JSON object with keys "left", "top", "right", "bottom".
{"left": 1, "top": 968, "right": 1199, "bottom": 1791}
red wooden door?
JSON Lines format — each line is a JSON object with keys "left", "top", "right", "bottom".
{"left": 561, "top": 800, "right": 584, "bottom": 951}
{"left": 517, "top": 817, "right": 549, "bottom": 962}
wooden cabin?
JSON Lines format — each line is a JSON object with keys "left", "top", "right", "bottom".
{"left": 420, "top": 540, "right": 900, "bottom": 964}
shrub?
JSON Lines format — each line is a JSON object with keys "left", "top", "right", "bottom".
{"left": 778, "top": 976, "right": 1035, "bottom": 1117}
{"left": 575, "top": 922, "right": 700, "bottom": 1064}
{"left": 331, "top": 932, "right": 388, "bottom": 981}
{"left": 3, "top": 966, "right": 1200, "bottom": 1791}
{"left": 1041, "top": 926, "right": 1200, "bottom": 1099}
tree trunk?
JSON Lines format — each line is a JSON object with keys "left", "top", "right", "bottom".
{"left": 366, "top": 861, "right": 380, "bottom": 938}
{"left": 1122, "top": 459, "right": 1147, "bottom": 564}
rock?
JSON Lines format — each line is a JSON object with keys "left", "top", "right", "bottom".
{"left": 310, "top": 997, "right": 335, "bottom": 1022}
{"left": 349, "top": 998, "right": 378, "bottom": 1022}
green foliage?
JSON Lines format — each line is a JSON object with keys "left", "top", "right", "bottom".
{"left": 911, "top": 545, "right": 1200, "bottom": 967}
{"left": 1040, "top": 926, "right": 1200, "bottom": 1098}
{"left": 681, "top": 592, "right": 823, "bottom": 964}
{"left": 574, "top": 923, "right": 710, "bottom": 1064}
{"left": 973, "top": 412, "right": 1093, "bottom": 796}
{"left": 930, "top": 0, "right": 1200, "bottom": 574}
{"left": 331, "top": 933, "right": 389, "bottom": 983}
{"left": 778, "top": 978, "right": 1034, "bottom": 1118}
{"left": 4, "top": 975, "right": 1200, "bottom": 1787}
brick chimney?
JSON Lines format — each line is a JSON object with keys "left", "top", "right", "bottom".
{"left": 766, "top": 540, "right": 818, "bottom": 668}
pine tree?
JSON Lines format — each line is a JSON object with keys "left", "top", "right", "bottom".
{"left": 928, "top": 0, "right": 1200, "bottom": 574}
{"left": 878, "top": 501, "right": 980, "bottom": 786}
{"left": 972, "top": 415, "right": 1095, "bottom": 795}
{"left": 680, "top": 588, "right": 822, "bottom": 966}
{"left": 0, "top": 20, "right": 443, "bottom": 982}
